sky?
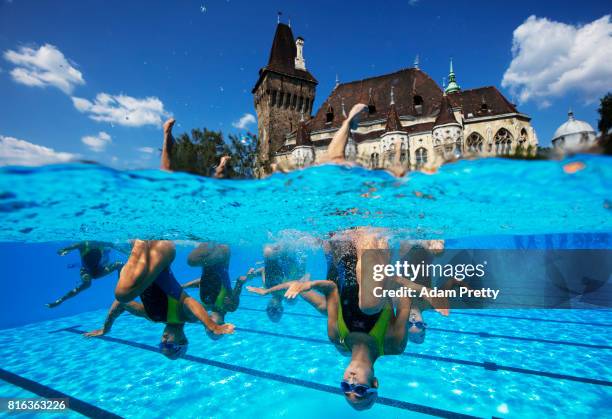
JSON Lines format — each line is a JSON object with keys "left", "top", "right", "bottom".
{"left": 0, "top": 0, "right": 610, "bottom": 169}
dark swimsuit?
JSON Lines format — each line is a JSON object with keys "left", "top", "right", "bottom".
{"left": 141, "top": 268, "right": 184, "bottom": 324}
{"left": 81, "top": 247, "right": 110, "bottom": 277}
{"left": 330, "top": 241, "right": 392, "bottom": 355}
{"left": 199, "top": 263, "right": 232, "bottom": 312}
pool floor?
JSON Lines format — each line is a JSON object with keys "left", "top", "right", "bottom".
{"left": 1, "top": 294, "right": 611, "bottom": 418}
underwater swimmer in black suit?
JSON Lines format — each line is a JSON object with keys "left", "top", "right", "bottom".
{"left": 83, "top": 240, "right": 234, "bottom": 360}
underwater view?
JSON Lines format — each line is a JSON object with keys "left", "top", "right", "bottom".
{"left": 1, "top": 157, "right": 611, "bottom": 418}
{"left": 1, "top": 0, "right": 612, "bottom": 418}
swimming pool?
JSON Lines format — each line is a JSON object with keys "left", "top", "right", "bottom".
{"left": 1, "top": 290, "right": 611, "bottom": 418}
{"left": 1, "top": 156, "right": 611, "bottom": 418}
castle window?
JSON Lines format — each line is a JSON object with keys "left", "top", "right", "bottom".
{"left": 284, "top": 93, "right": 291, "bottom": 109}
{"left": 519, "top": 128, "right": 528, "bottom": 143}
{"left": 271, "top": 90, "right": 277, "bottom": 107}
{"left": 415, "top": 147, "right": 427, "bottom": 167}
{"left": 466, "top": 132, "right": 484, "bottom": 153}
{"left": 298, "top": 96, "right": 304, "bottom": 112}
{"left": 494, "top": 128, "right": 513, "bottom": 155}
{"left": 291, "top": 94, "right": 298, "bottom": 109}
{"left": 400, "top": 142, "right": 408, "bottom": 163}
{"left": 370, "top": 152, "right": 380, "bottom": 168}
{"left": 414, "top": 95, "right": 424, "bottom": 115}
{"left": 368, "top": 103, "right": 377, "bottom": 114}
{"left": 326, "top": 105, "right": 334, "bottom": 124}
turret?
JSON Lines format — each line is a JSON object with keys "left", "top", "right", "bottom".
{"left": 444, "top": 59, "right": 461, "bottom": 94}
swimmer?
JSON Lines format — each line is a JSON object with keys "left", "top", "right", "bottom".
{"left": 161, "top": 118, "right": 176, "bottom": 171}
{"left": 397, "top": 239, "right": 446, "bottom": 344}
{"left": 249, "top": 243, "right": 307, "bottom": 322}
{"left": 182, "top": 242, "right": 259, "bottom": 339}
{"left": 47, "top": 241, "right": 126, "bottom": 308}
{"left": 322, "top": 103, "right": 407, "bottom": 177}
{"left": 214, "top": 155, "right": 231, "bottom": 179}
{"left": 249, "top": 229, "right": 448, "bottom": 410}
{"left": 84, "top": 240, "right": 234, "bottom": 359}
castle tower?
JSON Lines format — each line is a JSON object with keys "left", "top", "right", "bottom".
{"left": 252, "top": 22, "right": 318, "bottom": 165}
{"left": 444, "top": 59, "right": 461, "bottom": 94}
{"left": 433, "top": 94, "right": 463, "bottom": 161}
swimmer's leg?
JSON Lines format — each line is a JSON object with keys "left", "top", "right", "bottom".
{"left": 161, "top": 118, "right": 176, "bottom": 171}
{"left": 114, "top": 240, "right": 176, "bottom": 303}
{"left": 95, "top": 261, "right": 124, "bottom": 279}
{"left": 325, "top": 104, "right": 367, "bottom": 163}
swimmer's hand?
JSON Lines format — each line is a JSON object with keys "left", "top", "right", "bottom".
{"left": 284, "top": 281, "right": 312, "bottom": 299}
{"left": 246, "top": 286, "right": 269, "bottom": 296}
{"left": 347, "top": 103, "right": 368, "bottom": 121}
{"left": 210, "top": 323, "right": 235, "bottom": 335}
{"left": 83, "top": 329, "right": 106, "bottom": 338}
{"left": 424, "top": 240, "right": 445, "bottom": 255}
{"left": 424, "top": 293, "right": 450, "bottom": 316}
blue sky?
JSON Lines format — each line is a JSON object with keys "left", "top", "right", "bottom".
{"left": 0, "top": 0, "right": 610, "bottom": 168}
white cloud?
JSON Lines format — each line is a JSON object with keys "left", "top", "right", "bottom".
{"left": 71, "top": 93, "right": 169, "bottom": 127}
{"left": 232, "top": 113, "right": 256, "bottom": 129}
{"left": 81, "top": 131, "right": 112, "bottom": 152}
{"left": 3, "top": 44, "right": 85, "bottom": 94}
{"left": 138, "top": 146, "right": 155, "bottom": 154}
{"left": 0, "top": 135, "right": 78, "bottom": 166}
{"left": 408, "top": 0, "right": 420, "bottom": 5}
{"left": 502, "top": 15, "right": 612, "bottom": 106}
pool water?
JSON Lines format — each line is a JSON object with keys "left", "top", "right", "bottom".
{"left": 1, "top": 293, "right": 611, "bottom": 418}
{"left": 1, "top": 155, "right": 611, "bottom": 418}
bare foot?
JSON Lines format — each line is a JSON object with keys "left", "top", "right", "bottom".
{"left": 163, "top": 118, "right": 176, "bottom": 135}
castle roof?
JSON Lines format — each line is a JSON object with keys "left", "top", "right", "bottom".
{"left": 310, "top": 68, "right": 443, "bottom": 131}
{"left": 384, "top": 103, "right": 403, "bottom": 132}
{"left": 448, "top": 86, "right": 522, "bottom": 120}
{"left": 434, "top": 95, "right": 459, "bottom": 127}
{"left": 252, "top": 23, "right": 317, "bottom": 92}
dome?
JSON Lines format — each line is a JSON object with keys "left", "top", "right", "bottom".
{"left": 552, "top": 111, "right": 595, "bottom": 140}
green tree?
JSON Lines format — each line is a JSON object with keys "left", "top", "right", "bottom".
{"left": 597, "top": 93, "right": 612, "bottom": 155}
{"left": 169, "top": 128, "right": 257, "bottom": 178}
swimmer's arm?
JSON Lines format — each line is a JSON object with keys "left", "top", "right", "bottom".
{"left": 385, "top": 291, "right": 412, "bottom": 354}
{"left": 57, "top": 243, "right": 81, "bottom": 256}
{"left": 299, "top": 290, "right": 327, "bottom": 315}
{"left": 182, "top": 278, "right": 201, "bottom": 289}
{"left": 83, "top": 300, "right": 127, "bottom": 336}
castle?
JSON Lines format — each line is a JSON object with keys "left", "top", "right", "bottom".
{"left": 253, "top": 22, "right": 538, "bottom": 172}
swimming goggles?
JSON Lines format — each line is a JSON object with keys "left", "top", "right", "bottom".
{"left": 340, "top": 381, "right": 377, "bottom": 398}
{"left": 408, "top": 320, "right": 427, "bottom": 330}
{"left": 159, "top": 341, "right": 188, "bottom": 357}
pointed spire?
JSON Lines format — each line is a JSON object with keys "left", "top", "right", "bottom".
{"left": 434, "top": 94, "right": 459, "bottom": 127}
{"left": 335, "top": 74, "right": 340, "bottom": 88}
{"left": 277, "top": 11, "right": 281, "bottom": 24}
{"left": 568, "top": 108, "right": 575, "bottom": 120}
{"left": 445, "top": 58, "right": 461, "bottom": 94}
{"left": 385, "top": 88, "right": 402, "bottom": 133}
{"left": 414, "top": 54, "right": 420, "bottom": 69}
{"left": 288, "top": 16, "right": 291, "bottom": 27}
{"left": 442, "top": 76, "right": 446, "bottom": 89}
